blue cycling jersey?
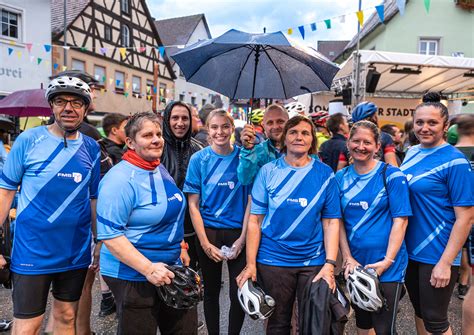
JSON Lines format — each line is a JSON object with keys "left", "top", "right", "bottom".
{"left": 251, "top": 157, "right": 341, "bottom": 267}
{"left": 184, "top": 146, "right": 250, "bottom": 229}
{"left": 97, "top": 161, "right": 185, "bottom": 281}
{"left": 400, "top": 144, "right": 474, "bottom": 265}
{"left": 336, "top": 162, "right": 412, "bottom": 282}
{"left": 0, "top": 126, "right": 100, "bottom": 274}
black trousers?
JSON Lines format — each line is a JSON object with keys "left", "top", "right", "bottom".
{"left": 196, "top": 227, "right": 246, "bottom": 335}
{"left": 257, "top": 263, "right": 322, "bottom": 335}
{"left": 405, "top": 260, "right": 459, "bottom": 334}
{"left": 103, "top": 276, "right": 198, "bottom": 335}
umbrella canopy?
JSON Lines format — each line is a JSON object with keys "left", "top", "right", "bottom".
{"left": 0, "top": 117, "right": 14, "bottom": 131}
{"left": 172, "top": 29, "right": 339, "bottom": 100}
{"left": 0, "top": 89, "right": 51, "bottom": 117}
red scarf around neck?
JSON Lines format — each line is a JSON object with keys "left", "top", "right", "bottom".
{"left": 122, "top": 149, "right": 160, "bottom": 171}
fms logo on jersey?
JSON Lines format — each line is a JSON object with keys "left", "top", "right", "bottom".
{"left": 218, "top": 181, "right": 235, "bottom": 190}
{"left": 348, "top": 201, "right": 369, "bottom": 210}
{"left": 57, "top": 172, "right": 83, "bottom": 183}
{"left": 287, "top": 198, "right": 308, "bottom": 207}
{"left": 168, "top": 193, "right": 183, "bottom": 202}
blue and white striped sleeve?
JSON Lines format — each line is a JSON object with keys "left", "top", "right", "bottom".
{"left": 250, "top": 167, "right": 268, "bottom": 215}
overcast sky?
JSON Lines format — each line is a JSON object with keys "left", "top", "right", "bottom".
{"left": 148, "top": 0, "right": 383, "bottom": 47}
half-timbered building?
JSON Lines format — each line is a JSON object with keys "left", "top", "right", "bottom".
{"left": 51, "top": 0, "right": 176, "bottom": 115}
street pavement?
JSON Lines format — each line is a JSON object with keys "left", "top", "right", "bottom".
{"left": 0, "top": 263, "right": 464, "bottom": 334}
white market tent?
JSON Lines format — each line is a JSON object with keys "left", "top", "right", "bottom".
{"left": 333, "top": 50, "right": 474, "bottom": 99}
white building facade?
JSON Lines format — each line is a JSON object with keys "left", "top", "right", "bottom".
{"left": 0, "top": 0, "right": 51, "bottom": 96}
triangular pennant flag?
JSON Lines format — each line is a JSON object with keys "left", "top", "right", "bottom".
{"left": 7, "top": 48, "right": 13, "bottom": 56}
{"left": 119, "top": 47, "right": 126, "bottom": 58}
{"left": 109, "top": 78, "right": 114, "bottom": 85}
{"left": 356, "top": 11, "right": 364, "bottom": 26}
{"left": 158, "top": 46, "right": 165, "bottom": 57}
{"left": 139, "top": 46, "right": 146, "bottom": 53}
{"left": 310, "top": 23, "right": 317, "bottom": 31}
{"left": 298, "top": 26, "right": 305, "bottom": 39}
{"left": 324, "top": 19, "right": 331, "bottom": 29}
{"left": 100, "top": 88, "right": 105, "bottom": 94}
{"left": 146, "top": 86, "right": 151, "bottom": 93}
{"left": 102, "top": 75, "right": 106, "bottom": 83}
{"left": 396, "top": 0, "right": 406, "bottom": 16}
{"left": 26, "top": 43, "right": 33, "bottom": 52}
{"left": 53, "top": 63, "right": 59, "bottom": 70}
{"left": 340, "top": 15, "right": 345, "bottom": 23}
{"left": 63, "top": 46, "right": 70, "bottom": 50}
{"left": 44, "top": 44, "right": 52, "bottom": 52}
{"left": 124, "top": 92, "right": 129, "bottom": 98}
{"left": 30, "top": 56, "right": 35, "bottom": 62}
{"left": 37, "top": 58, "right": 42, "bottom": 65}
{"left": 287, "top": 28, "right": 293, "bottom": 35}
{"left": 424, "top": 0, "right": 430, "bottom": 13}
{"left": 375, "top": 5, "right": 385, "bottom": 23}
{"left": 159, "top": 88, "right": 164, "bottom": 96}
{"left": 62, "top": 66, "right": 67, "bottom": 71}
{"left": 116, "top": 79, "right": 121, "bottom": 86}
{"left": 132, "top": 83, "right": 137, "bottom": 90}
{"left": 8, "top": 40, "right": 15, "bottom": 46}
{"left": 154, "top": 87, "right": 158, "bottom": 94}
{"left": 16, "top": 51, "right": 22, "bottom": 59}
{"left": 80, "top": 47, "right": 87, "bottom": 52}
{"left": 99, "top": 47, "right": 107, "bottom": 55}
{"left": 125, "top": 82, "right": 130, "bottom": 89}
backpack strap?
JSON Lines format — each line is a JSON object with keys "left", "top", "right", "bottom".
{"left": 382, "top": 163, "right": 390, "bottom": 210}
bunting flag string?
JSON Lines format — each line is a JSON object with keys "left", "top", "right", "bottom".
{"left": 424, "top": 0, "right": 431, "bottom": 13}
{"left": 356, "top": 11, "right": 364, "bottom": 27}
{"left": 375, "top": 5, "right": 385, "bottom": 23}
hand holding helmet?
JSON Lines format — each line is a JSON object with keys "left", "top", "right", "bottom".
{"left": 157, "top": 265, "right": 203, "bottom": 309}
{"left": 346, "top": 265, "right": 385, "bottom": 312}
{"left": 237, "top": 279, "right": 276, "bottom": 320}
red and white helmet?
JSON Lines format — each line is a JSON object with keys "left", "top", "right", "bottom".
{"left": 310, "top": 111, "right": 329, "bottom": 127}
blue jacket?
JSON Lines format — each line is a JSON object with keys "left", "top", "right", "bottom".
{"left": 237, "top": 139, "right": 280, "bottom": 185}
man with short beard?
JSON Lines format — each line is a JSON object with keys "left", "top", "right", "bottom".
{"left": 238, "top": 104, "right": 289, "bottom": 185}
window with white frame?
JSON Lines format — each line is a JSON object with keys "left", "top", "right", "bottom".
{"left": 419, "top": 39, "right": 439, "bottom": 55}
{"left": 121, "top": 24, "right": 130, "bottom": 47}
{"left": 94, "top": 65, "right": 106, "bottom": 86}
{"left": 132, "top": 76, "right": 141, "bottom": 94}
{"left": 71, "top": 59, "right": 86, "bottom": 72}
{"left": 1, "top": 8, "right": 20, "bottom": 40}
{"left": 115, "top": 71, "right": 125, "bottom": 90}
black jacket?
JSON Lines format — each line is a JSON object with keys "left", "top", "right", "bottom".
{"left": 299, "top": 279, "right": 349, "bottom": 335}
{"left": 319, "top": 133, "right": 349, "bottom": 172}
{"left": 161, "top": 102, "right": 204, "bottom": 190}
{"left": 99, "top": 137, "right": 124, "bottom": 165}
{"left": 161, "top": 102, "right": 203, "bottom": 235}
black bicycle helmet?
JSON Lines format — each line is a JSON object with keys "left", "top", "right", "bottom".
{"left": 157, "top": 265, "right": 203, "bottom": 309}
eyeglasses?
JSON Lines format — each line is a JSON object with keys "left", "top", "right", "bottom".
{"left": 52, "top": 98, "right": 85, "bottom": 109}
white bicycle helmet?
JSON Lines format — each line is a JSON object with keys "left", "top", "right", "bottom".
{"left": 284, "top": 101, "right": 307, "bottom": 118}
{"left": 346, "top": 266, "right": 385, "bottom": 312}
{"left": 45, "top": 76, "right": 92, "bottom": 105}
{"left": 238, "top": 280, "right": 276, "bottom": 320}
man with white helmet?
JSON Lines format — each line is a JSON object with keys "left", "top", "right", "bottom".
{"left": 0, "top": 76, "right": 100, "bottom": 334}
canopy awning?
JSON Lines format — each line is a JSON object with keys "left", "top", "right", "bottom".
{"left": 333, "top": 50, "right": 474, "bottom": 97}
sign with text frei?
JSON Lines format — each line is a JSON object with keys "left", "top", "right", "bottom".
{"left": 0, "top": 43, "right": 51, "bottom": 94}
{"left": 312, "top": 94, "right": 420, "bottom": 128}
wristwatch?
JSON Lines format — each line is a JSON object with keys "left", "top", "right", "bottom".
{"left": 325, "top": 259, "right": 337, "bottom": 267}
